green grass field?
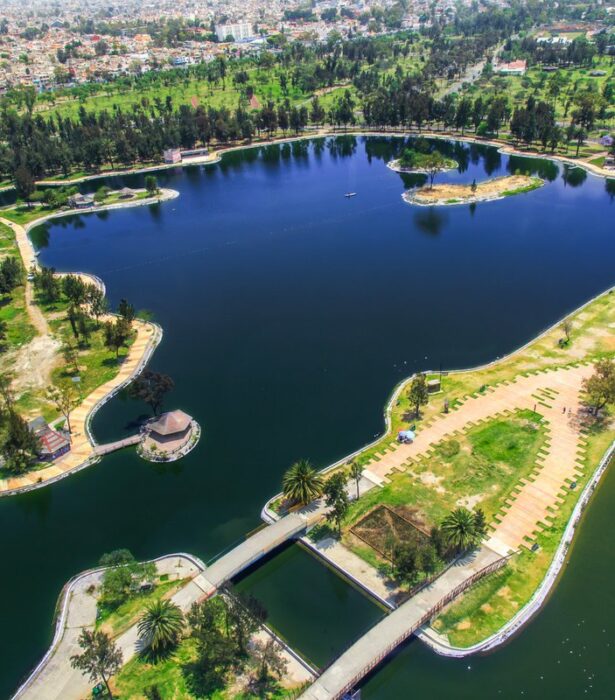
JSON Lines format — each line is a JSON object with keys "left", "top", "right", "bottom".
{"left": 0, "top": 221, "right": 36, "bottom": 367}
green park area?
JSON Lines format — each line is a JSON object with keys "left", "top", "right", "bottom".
{"left": 70, "top": 550, "right": 303, "bottom": 700}
{"left": 283, "top": 289, "right": 614, "bottom": 647}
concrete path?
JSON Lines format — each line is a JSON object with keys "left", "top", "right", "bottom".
{"left": 15, "top": 556, "right": 199, "bottom": 700}
{"left": 300, "top": 546, "right": 504, "bottom": 700}
{"left": 364, "top": 364, "right": 593, "bottom": 554}
{"left": 0, "top": 317, "right": 160, "bottom": 495}
{"left": 16, "top": 516, "right": 309, "bottom": 700}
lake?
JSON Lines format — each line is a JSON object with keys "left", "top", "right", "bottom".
{"left": 1, "top": 136, "right": 614, "bottom": 699}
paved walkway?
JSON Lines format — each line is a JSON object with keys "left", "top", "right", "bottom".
{"left": 16, "top": 515, "right": 309, "bottom": 700}
{"left": 300, "top": 545, "right": 504, "bottom": 700}
{"left": 363, "top": 364, "right": 592, "bottom": 554}
{"left": 0, "top": 317, "right": 160, "bottom": 495}
{"left": 15, "top": 556, "right": 200, "bottom": 700}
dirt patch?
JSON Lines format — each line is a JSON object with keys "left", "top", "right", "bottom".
{"left": 457, "top": 620, "right": 472, "bottom": 630}
{"left": 412, "top": 470, "right": 447, "bottom": 493}
{"left": 11, "top": 334, "right": 60, "bottom": 396}
{"left": 406, "top": 175, "right": 542, "bottom": 206}
{"left": 497, "top": 586, "right": 511, "bottom": 598}
{"left": 456, "top": 494, "right": 485, "bottom": 510}
{"left": 351, "top": 504, "right": 432, "bottom": 559}
{"left": 480, "top": 603, "right": 494, "bottom": 613}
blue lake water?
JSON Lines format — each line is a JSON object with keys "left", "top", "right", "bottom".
{"left": 1, "top": 136, "right": 614, "bottom": 698}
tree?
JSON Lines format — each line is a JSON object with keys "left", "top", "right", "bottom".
{"left": 14, "top": 164, "right": 35, "bottom": 203}
{"left": 46, "top": 383, "right": 79, "bottom": 433}
{"left": 223, "top": 589, "right": 267, "bottom": 654}
{"left": 138, "top": 599, "right": 185, "bottom": 655}
{"left": 118, "top": 298, "right": 135, "bottom": 324}
{"left": 424, "top": 152, "right": 447, "bottom": 189}
{"left": 441, "top": 507, "right": 481, "bottom": 552}
{"left": 582, "top": 358, "right": 615, "bottom": 415}
{"left": 349, "top": 461, "right": 364, "bottom": 499}
{"left": 473, "top": 508, "right": 488, "bottom": 541}
{"left": 247, "top": 639, "right": 288, "bottom": 694}
{"left": 88, "top": 286, "right": 109, "bottom": 326}
{"left": 323, "top": 471, "right": 349, "bottom": 535}
{"left": 128, "top": 370, "right": 174, "bottom": 415}
{"left": 99, "top": 549, "right": 156, "bottom": 611}
{"left": 187, "top": 599, "right": 238, "bottom": 694}
{"left": 70, "top": 629, "right": 122, "bottom": 699}
{"left": 561, "top": 319, "right": 572, "bottom": 344}
{"left": 282, "top": 459, "right": 324, "bottom": 505}
{"left": 145, "top": 175, "right": 159, "bottom": 196}
{"left": 104, "top": 318, "right": 132, "bottom": 358}
{"left": 408, "top": 373, "right": 428, "bottom": 418}
{"left": 0, "top": 319, "right": 7, "bottom": 352}
{"left": 0, "top": 409, "right": 40, "bottom": 474}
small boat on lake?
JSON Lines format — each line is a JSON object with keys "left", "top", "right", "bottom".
{"left": 344, "top": 192, "right": 357, "bottom": 198}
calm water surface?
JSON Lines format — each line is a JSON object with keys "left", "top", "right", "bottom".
{"left": 1, "top": 137, "right": 614, "bottom": 698}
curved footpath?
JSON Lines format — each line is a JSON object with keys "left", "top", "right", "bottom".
{"left": 0, "top": 189, "right": 178, "bottom": 496}
{"left": 13, "top": 517, "right": 314, "bottom": 700}
{"left": 260, "top": 287, "right": 614, "bottom": 661}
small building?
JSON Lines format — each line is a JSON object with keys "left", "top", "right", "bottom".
{"left": 163, "top": 148, "right": 182, "bottom": 164}
{"left": 69, "top": 193, "right": 95, "bottom": 209}
{"left": 149, "top": 410, "right": 193, "bottom": 441}
{"left": 496, "top": 60, "right": 527, "bottom": 76}
{"left": 427, "top": 378, "right": 441, "bottom": 394}
{"left": 28, "top": 417, "right": 71, "bottom": 462}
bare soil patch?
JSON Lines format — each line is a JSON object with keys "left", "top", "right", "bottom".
{"left": 406, "top": 175, "right": 543, "bottom": 206}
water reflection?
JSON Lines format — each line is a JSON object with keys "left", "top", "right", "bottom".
{"left": 414, "top": 207, "right": 449, "bottom": 236}
{"left": 562, "top": 165, "right": 588, "bottom": 188}
{"left": 507, "top": 154, "right": 559, "bottom": 181}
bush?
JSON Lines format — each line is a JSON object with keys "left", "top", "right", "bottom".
{"left": 439, "top": 439, "right": 460, "bottom": 458}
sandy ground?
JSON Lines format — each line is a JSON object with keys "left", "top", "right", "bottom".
{"left": 10, "top": 334, "right": 60, "bottom": 395}
{"left": 410, "top": 174, "right": 539, "bottom": 205}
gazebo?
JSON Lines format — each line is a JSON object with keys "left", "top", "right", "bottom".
{"left": 149, "top": 410, "right": 192, "bottom": 440}
{"left": 141, "top": 409, "right": 199, "bottom": 462}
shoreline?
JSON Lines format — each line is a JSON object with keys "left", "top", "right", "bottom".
{"left": 402, "top": 175, "right": 544, "bottom": 207}
{"left": 0, "top": 189, "right": 178, "bottom": 497}
{"left": 386, "top": 157, "right": 458, "bottom": 175}
{"left": 25, "top": 128, "right": 615, "bottom": 190}
{"left": 261, "top": 284, "right": 615, "bottom": 656}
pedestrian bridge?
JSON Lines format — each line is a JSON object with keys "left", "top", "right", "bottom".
{"left": 186, "top": 513, "right": 309, "bottom": 600}
{"left": 300, "top": 545, "right": 506, "bottom": 700}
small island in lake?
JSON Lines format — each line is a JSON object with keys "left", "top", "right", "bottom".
{"left": 404, "top": 174, "right": 544, "bottom": 206}
{"left": 388, "top": 146, "right": 458, "bottom": 174}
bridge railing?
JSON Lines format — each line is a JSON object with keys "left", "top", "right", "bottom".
{"left": 329, "top": 552, "right": 511, "bottom": 698}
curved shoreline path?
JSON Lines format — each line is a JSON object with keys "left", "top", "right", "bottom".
{"left": 0, "top": 189, "right": 178, "bottom": 496}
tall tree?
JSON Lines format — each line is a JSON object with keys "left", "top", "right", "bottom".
{"left": 408, "top": 373, "right": 429, "bottom": 418}
{"left": 137, "top": 599, "right": 185, "bottom": 655}
{"left": 128, "top": 370, "right": 174, "bottom": 415}
{"left": 282, "top": 459, "right": 324, "bottom": 505}
{"left": 70, "top": 630, "right": 123, "bottom": 699}
{"left": 323, "top": 471, "right": 349, "bottom": 535}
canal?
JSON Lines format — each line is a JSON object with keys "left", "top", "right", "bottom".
{"left": 1, "top": 136, "right": 614, "bottom": 698}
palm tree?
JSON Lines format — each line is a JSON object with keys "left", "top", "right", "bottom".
{"left": 282, "top": 459, "right": 324, "bottom": 505}
{"left": 137, "top": 599, "right": 184, "bottom": 654}
{"left": 441, "top": 508, "right": 479, "bottom": 552}
{"left": 349, "top": 461, "right": 364, "bottom": 499}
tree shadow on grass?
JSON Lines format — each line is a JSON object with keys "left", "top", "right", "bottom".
{"left": 182, "top": 661, "right": 228, "bottom": 698}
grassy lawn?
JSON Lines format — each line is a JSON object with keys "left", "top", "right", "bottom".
{"left": 342, "top": 410, "right": 547, "bottom": 568}
{"left": 326, "top": 289, "right": 614, "bottom": 645}
{"left": 114, "top": 637, "right": 299, "bottom": 700}
{"left": 0, "top": 189, "right": 153, "bottom": 226}
{"left": 29, "top": 291, "right": 136, "bottom": 422}
{"left": 435, "top": 423, "right": 614, "bottom": 647}
{"left": 0, "top": 221, "right": 36, "bottom": 371}
{"left": 97, "top": 578, "right": 188, "bottom": 638}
